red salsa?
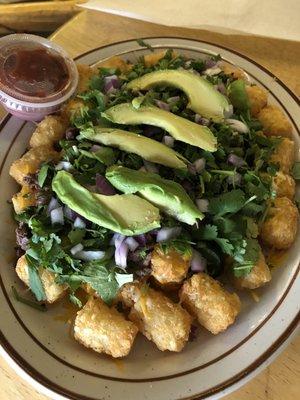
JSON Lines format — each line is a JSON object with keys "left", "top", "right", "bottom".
{"left": 0, "top": 44, "right": 70, "bottom": 99}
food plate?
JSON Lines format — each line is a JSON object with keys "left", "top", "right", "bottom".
{"left": 0, "top": 37, "right": 299, "bottom": 400}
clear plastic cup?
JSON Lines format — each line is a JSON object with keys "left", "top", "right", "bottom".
{"left": 0, "top": 33, "right": 78, "bottom": 121}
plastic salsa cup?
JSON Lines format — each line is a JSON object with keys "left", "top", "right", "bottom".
{"left": 0, "top": 33, "right": 78, "bottom": 121}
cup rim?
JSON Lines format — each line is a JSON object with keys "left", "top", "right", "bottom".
{"left": 0, "top": 33, "right": 78, "bottom": 109}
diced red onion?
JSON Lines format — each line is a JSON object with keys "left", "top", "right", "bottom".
{"left": 191, "top": 250, "right": 207, "bottom": 272}
{"left": 143, "top": 160, "right": 159, "bottom": 174}
{"left": 155, "top": 100, "right": 170, "bottom": 111}
{"left": 216, "top": 82, "right": 226, "bottom": 95}
{"left": 115, "top": 241, "right": 129, "bottom": 269}
{"left": 125, "top": 237, "right": 139, "bottom": 252}
{"left": 156, "top": 227, "right": 182, "bottom": 242}
{"left": 228, "top": 172, "right": 242, "bottom": 186}
{"left": 115, "top": 273, "right": 134, "bottom": 287}
{"left": 134, "top": 234, "right": 147, "bottom": 246}
{"left": 47, "top": 197, "right": 60, "bottom": 215}
{"left": 182, "top": 180, "right": 193, "bottom": 193}
{"left": 50, "top": 207, "right": 64, "bottom": 225}
{"left": 227, "top": 153, "right": 245, "bottom": 167}
{"left": 167, "top": 96, "right": 180, "bottom": 104}
{"left": 55, "top": 161, "right": 72, "bottom": 171}
{"left": 224, "top": 105, "right": 233, "bottom": 118}
{"left": 193, "top": 158, "right": 206, "bottom": 173}
{"left": 103, "top": 75, "right": 120, "bottom": 94}
{"left": 110, "top": 233, "right": 125, "bottom": 247}
{"left": 142, "top": 125, "right": 162, "bottom": 137}
{"left": 70, "top": 243, "right": 84, "bottom": 256}
{"left": 195, "top": 114, "right": 210, "bottom": 126}
{"left": 196, "top": 198, "right": 209, "bottom": 212}
{"left": 75, "top": 250, "right": 106, "bottom": 261}
{"left": 203, "top": 67, "right": 222, "bottom": 76}
{"left": 95, "top": 173, "right": 116, "bottom": 195}
{"left": 65, "top": 127, "right": 79, "bottom": 140}
{"left": 226, "top": 118, "right": 249, "bottom": 133}
{"left": 162, "top": 135, "right": 175, "bottom": 148}
{"left": 90, "top": 144, "right": 103, "bottom": 153}
{"left": 63, "top": 205, "right": 76, "bottom": 221}
{"left": 74, "top": 217, "right": 86, "bottom": 229}
{"left": 188, "top": 163, "right": 197, "bottom": 175}
{"left": 205, "top": 58, "right": 218, "bottom": 69}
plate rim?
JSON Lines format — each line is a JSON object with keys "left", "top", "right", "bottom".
{"left": 0, "top": 36, "right": 299, "bottom": 400}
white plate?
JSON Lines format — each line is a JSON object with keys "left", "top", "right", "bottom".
{"left": 0, "top": 37, "right": 299, "bottom": 400}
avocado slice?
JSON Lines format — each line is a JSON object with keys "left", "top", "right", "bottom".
{"left": 102, "top": 103, "right": 217, "bottom": 152}
{"left": 227, "top": 79, "right": 250, "bottom": 112}
{"left": 106, "top": 165, "right": 203, "bottom": 225}
{"left": 80, "top": 126, "right": 187, "bottom": 170}
{"left": 126, "top": 69, "right": 230, "bottom": 121}
{"left": 52, "top": 171, "right": 160, "bottom": 235}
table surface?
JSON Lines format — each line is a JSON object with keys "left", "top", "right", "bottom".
{"left": 0, "top": 9, "right": 299, "bottom": 400}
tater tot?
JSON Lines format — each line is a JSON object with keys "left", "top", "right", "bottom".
{"left": 273, "top": 171, "right": 295, "bottom": 199}
{"left": 233, "top": 250, "right": 271, "bottom": 290}
{"left": 76, "top": 64, "right": 97, "bottom": 93}
{"left": 246, "top": 85, "right": 268, "bottom": 116}
{"left": 220, "top": 62, "right": 248, "bottom": 81}
{"left": 94, "top": 56, "right": 132, "bottom": 72}
{"left": 12, "top": 185, "right": 36, "bottom": 214}
{"left": 61, "top": 98, "right": 86, "bottom": 122}
{"left": 74, "top": 296, "right": 138, "bottom": 358}
{"left": 29, "top": 115, "right": 67, "bottom": 148}
{"left": 180, "top": 273, "right": 241, "bottom": 335}
{"left": 260, "top": 197, "right": 298, "bottom": 249}
{"left": 151, "top": 245, "right": 191, "bottom": 286}
{"left": 143, "top": 51, "right": 176, "bottom": 67}
{"left": 258, "top": 105, "right": 292, "bottom": 137}
{"left": 270, "top": 137, "right": 295, "bottom": 173}
{"left": 119, "top": 282, "right": 192, "bottom": 352}
{"left": 16, "top": 255, "right": 67, "bottom": 303}
{"left": 10, "top": 145, "right": 60, "bottom": 185}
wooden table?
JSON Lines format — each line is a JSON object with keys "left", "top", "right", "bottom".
{"left": 0, "top": 9, "right": 299, "bottom": 400}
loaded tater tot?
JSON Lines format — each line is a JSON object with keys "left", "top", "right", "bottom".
{"left": 143, "top": 51, "right": 177, "bottom": 67}
{"left": 94, "top": 56, "right": 132, "bottom": 72}
{"left": 16, "top": 255, "right": 67, "bottom": 303}
{"left": 76, "top": 64, "right": 97, "bottom": 93}
{"left": 273, "top": 171, "right": 296, "bottom": 199}
{"left": 9, "top": 145, "right": 60, "bottom": 185}
{"left": 270, "top": 137, "right": 295, "bottom": 173}
{"left": 61, "top": 98, "right": 86, "bottom": 122}
{"left": 29, "top": 115, "right": 67, "bottom": 148}
{"left": 74, "top": 296, "right": 138, "bottom": 358}
{"left": 151, "top": 245, "right": 191, "bottom": 286}
{"left": 180, "top": 273, "right": 241, "bottom": 335}
{"left": 260, "top": 197, "right": 298, "bottom": 249}
{"left": 12, "top": 185, "right": 37, "bottom": 214}
{"left": 258, "top": 105, "right": 293, "bottom": 137}
{"left": 220, "top": 62, "right": 248, "bottom": 81}
{"left": 119, "top": 282, "right": 192, "bottom": 352}
{"left": 233, "top": 250, "right": 271, "bottom": 290}
{"left": 246, "top": 85, "right": 268, "bottom": 116}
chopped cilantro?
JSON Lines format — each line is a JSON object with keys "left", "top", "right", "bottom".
{"left": 58, "top": 261, "right": 119, "bottom": 305}
{"left": 12, "top": 286, "right": 47, "bottom": 312}
{"left": 209, "top": 189, "right": 245, "bottom": 216}
{"left": 37, "top": 164, "right": 50, "bottom": 188}
{"left": 232, "top": 239, "right": 260, "bottom": 277}
{"left": 136, "top": 39, "right": 154, "bottom": 52}
{"left": 26, "top": 257, "right": 46, "bottom": 302}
